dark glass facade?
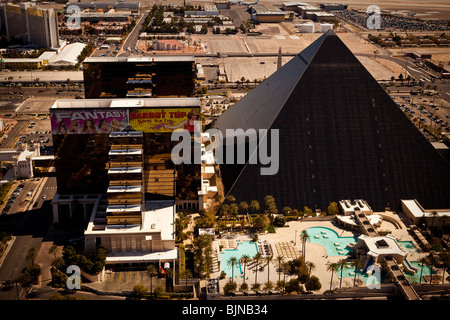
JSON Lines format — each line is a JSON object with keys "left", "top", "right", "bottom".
{"left": 83, "top": 58, "right": 195, "bottom": 99}
{"left": 52, "top": 110, "right": 201, "bottom": 201}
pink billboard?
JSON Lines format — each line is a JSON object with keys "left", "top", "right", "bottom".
{"left": 51, "top": 109, "right": 129, "bottom": 134}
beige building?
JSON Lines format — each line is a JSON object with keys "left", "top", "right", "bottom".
{"left": 401, "top": 199, "right": 450, "bottom": 227}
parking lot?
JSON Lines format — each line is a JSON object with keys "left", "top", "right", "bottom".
{"left": 393, "top": 91, "right": 450, "bottom": 137}
{"left": 1, "top": 179, "right": 41, "bottom": 216}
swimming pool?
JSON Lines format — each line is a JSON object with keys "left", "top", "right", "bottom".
{"left": 398, "top": 241, "right": 420, "bottom": 254}
{"left": 220, "top": 241, "right": 258, "bottom": 278}
{"left": 405, "top": 261, "right": 434, "bottom": 283}
{"left": 305, "top": 227, "right": 358, "bottom": 256}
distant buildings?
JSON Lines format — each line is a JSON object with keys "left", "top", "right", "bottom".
{"left": 0, "top": 2, "right": 60, "bottom": 50}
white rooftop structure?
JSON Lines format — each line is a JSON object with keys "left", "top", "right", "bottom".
{"left": 84, "top": 56, "right": 194, "bottom": 63}
{"left": 401, "top": 199, "right": 450, "bottom": 225}
{"left": 50, "top": 98, "right": 200, "bottom": 109}
{"left": 107, "top": 185, "right": 142, "bottom": 193}
{"left": 339, "top": 199, "right": 373, "bottom": 215}
{"left": 109, "top": 149, "right": 142, "bottom": 156}
{"left": 50, "top": 42, "right": 87, "bottom": 66}
{"left": 107, "top": 167, "right": 142, "bottom": 174}
{"left": 353, "top": 234, "right": 407, "bottom": 263}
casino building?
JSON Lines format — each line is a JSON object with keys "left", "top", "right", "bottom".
{"left": 50, "top": 55, "right": 206, "bottom": 267}
{"left": 50, "top": 98, "right": 204, "bottom": 264}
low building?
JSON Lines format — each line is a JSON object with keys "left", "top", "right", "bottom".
{"left": 297, "top": 5, "right": 321, "bottom": 16}
{"left": 281, "top": 2, "right": 309, "bottom": 11}
{"left": 1, "top": 58, "right": 44, "bottom": 69}
{"left": 319, "top": 3, "right": 348, "bottom": 11}
{"left": 319, "top": 23, "right": 334, "bottom": 32}
{"left": 350, "top": 234, "right": 407, "bottom": 265}
{"left": 299, "top": 23, "right": 314, "bottom": 33}
{"left": 401, "top": 199, "right": 450, "bottom": 227}
{"left": 49, "top": 42, "right": 87, "bottom": 67}
{"left": 214, "top": 0, "right": 231, "bottom": 9}
{"left": 306, "top": 11, "right": 335, "bottom": 22}
{"left": 251, "top": 5, "right": 287, "bottom": 23}
{"left": 0, "top": 143, "right": 41, "bottom": 179}
{"left": 152, "top": 39, "right": 184, "bottom": 51}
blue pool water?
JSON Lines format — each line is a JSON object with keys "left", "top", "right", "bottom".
{"left": 405, "top": 261, "right": 434, "bottom": 283}
{"left": 306, "top": 227, "right": 358, "bottom": 256}
{"left": 398, "top": 241, "right": 420, "bottom": 254}
{"left": 220, "top": 241, "right": 258, "bottom": 278}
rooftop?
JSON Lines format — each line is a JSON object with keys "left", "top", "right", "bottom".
{"left": 84, "top": 56, "right": 194, "bottom": 63}
{"left": 50, "top": 98, "right": 200, "bottom": 109}
{"left": 357, "top": 234, "right": 407, "bottom": 258}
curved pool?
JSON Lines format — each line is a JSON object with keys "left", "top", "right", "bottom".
{"left": 220, "top": 241, "right": 258, "bottom": 278}
{"left": 305, "top": 227, "right": 358, "bottom": 256}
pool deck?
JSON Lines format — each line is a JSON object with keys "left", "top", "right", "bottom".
{"left": 213, "top": 214, "right": 436, "bottom": 292}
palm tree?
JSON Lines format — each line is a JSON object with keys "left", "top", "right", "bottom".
{"left": 26, "top": 247, "right": 38, "bottom": 267}
{"left": 327, "top": 263, "right": 339, "bottom": 292}
{"left": 253, "top": 253, "right": 262, "bottom": 286}
{"left": 281, "top": 261, "right": 290, "bottom": 292}
{"left": 418, "top": 257, "right": 428, "bottom": 284}
{"left": 250, "top": 200, "right": 260, "bottom": 214}
{"left": 351, "top": 259, "right": 362, "bottom": 287}
{"left": 145, "top": 264, "right": 158, "bottom": 296}
{"left": 240, "top": 255, "right": 251, "bottom": 284}
{"left": 337, "top": 259, "right": 347, "bottom": 288}
{"left": 265, "top": 255, "right": 273, "bottom": 284}
{"left": 306, "top": 261, "right": 316, "bottom": 277}
{"left": 48, "top": 244, "right": 59, "bottom": 260}
{"left": 275, "top": 256, "right": 284, "bottom": 282}
{"left": 182, "top": 269, "right": 192, "bottom": 299}
{"left": 165, "top": 268, "right": 174, "bottom": 293}
{"left": 300, "top": 230, "right": 310, "bottom": 259}
{"left": 227, "top": 257, "right": 238, "bottom": 283}
{"left": 430, "top": 211, "right": 439, "bottom": 228}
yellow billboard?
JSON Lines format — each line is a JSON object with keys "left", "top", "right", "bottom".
{"left": 129, "top": 108, "right": 200, "bottom": 133}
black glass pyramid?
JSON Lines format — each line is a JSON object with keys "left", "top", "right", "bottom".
{"left": 213, "top": 31, "right": 450, "bottom": 211}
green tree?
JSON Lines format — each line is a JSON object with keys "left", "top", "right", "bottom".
{"left": 181, "top": 269, "right": 192, "bottom": 299}
{"left": 337, "top": 259, "right": 347, "bottom": 288}
{"left": 327, "top": 263, "right": 339, "bottom": 292}
{"left": 351, "top": 259, "right": 362, "bottom": 287}
{"left": 132, "top": 284, "right": 148, "bottom": 299}
{"left": 227, "top": 256, "right": 238, "bottom": 283}
{"left": 240, "top": 254, "right": 251, "bottom": 284}
{"left": 252, "top": 253, "right": 263, "bottom": 286}
{"left": 264, "top": 195, "right": 278, "bottom": 216}
{"left": 275, "top": 256, "right": 284, "bottom": 282}
{"left": 305, "top": 275, "right": 321, "bottom": 292}
{"left": 327, "top": 202, "right": 339, "bottom": 215}
{"left": 250, "top": 200, "right": 260, "bottom": 214}
{"left": 300, "top": 230, "right": 310, "bottom": 259}
{"left": 26, "top": 247, "right": 38, "bottom": 267}
{"left": 48, "top": 244, "right": 60, "bottom": 260}
{"left": 223, "top": 279, "right": 237, "bottom": 295}
{"left": 145, "top": 264, "right": 158, "bottom": 296}
{"left": 306, "top": 261, "right": 316, "bottom": 277}
{"left": 265, "top": 255, "right": 273, "bottom": 284}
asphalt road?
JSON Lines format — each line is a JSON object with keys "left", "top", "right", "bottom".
{"left": 0, "top": 175, "right": 56, "bottom": 300}
{"left": 0, "top": 119, "right": 30, "bottom": 149}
